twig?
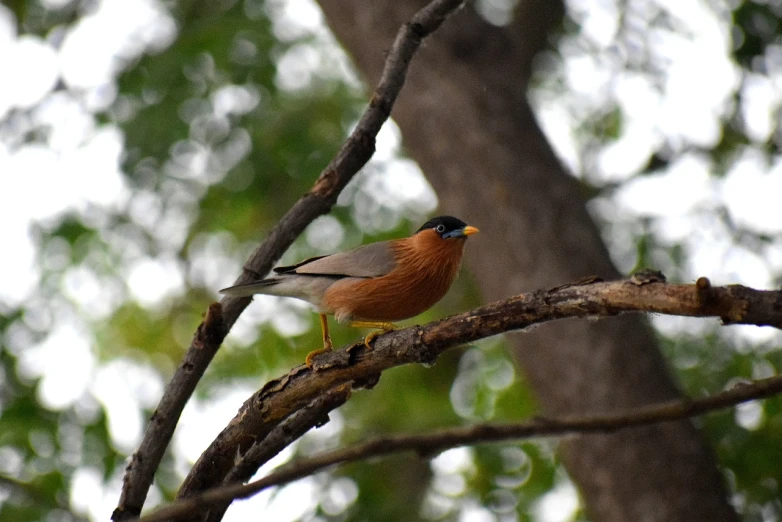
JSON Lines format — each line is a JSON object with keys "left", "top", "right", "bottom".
{"left": 203, "top": 385, "right": 352, "bottom": 522}
{"left": 169, "top": 276, "right": 782, "bottom": 508}
{"left": 137, "top": 372, "right": 782, "bottom": 521}
{"left": 111, "top": 0, "right": 468, "bottom": 519}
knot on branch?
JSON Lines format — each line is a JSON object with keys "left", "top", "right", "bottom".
{"left": 311, "top": 169, "right": 339, "bottom": 197}
{"left": 194, "top": 303, "right": 225, "bottom": 349}
{"left": 369, "top": 92, "right": 393, "bottom": 118}
{"left": 695, "top": 277, "right": 714, "bottom": 306}
{"left": 406, "top": 21, "right": 427, "bottom": 40}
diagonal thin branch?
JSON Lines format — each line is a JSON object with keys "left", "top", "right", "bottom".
{"left": 203, "top": 384, "right": 352, "bottom": 522}
{"left": 171, "top": 275, "right": 782, "bottom": 508}
{"left": 137, "top": 372, "right": 782, "bottom": 522}
{"left": 111, "top": 1, "right": 468, "bottom": 519}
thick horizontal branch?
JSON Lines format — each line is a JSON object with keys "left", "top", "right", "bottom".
{"left": 111, "top": 1, "right": 468, "bottom": 519}
{"left": 138, "top": 372, "right": 782, "bottom": 521}
{"left": 170, "top": 275, "right": 782, "bottom": 509}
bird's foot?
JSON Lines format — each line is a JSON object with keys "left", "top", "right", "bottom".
{"left": 349, "top": 321, "right": 396, "bottom": 350}
{"left": 363, "top": 331, "right": 381, "bottom": 350}
{"left": 306, "top": 338, "right": 333, "bottom": 368}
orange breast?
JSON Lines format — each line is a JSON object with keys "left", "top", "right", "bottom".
{"left": 322, "top": 230, "right": 466, "bottom": 323}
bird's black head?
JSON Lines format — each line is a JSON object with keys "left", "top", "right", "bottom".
{"left": 417, "top": 216, "right": 478, "bottom": 239}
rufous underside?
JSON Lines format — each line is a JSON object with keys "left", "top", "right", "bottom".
{"left": 323, "top": 229, "right": 465, "bottom": 323}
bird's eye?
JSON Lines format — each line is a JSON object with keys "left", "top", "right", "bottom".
{"left": 435, "top": 224, "right": 446, "bottom": 234}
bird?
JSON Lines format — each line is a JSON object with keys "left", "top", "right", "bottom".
{"left": 220, "top": 216, "right": 479, "bottom": 367}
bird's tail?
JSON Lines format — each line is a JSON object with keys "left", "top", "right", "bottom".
{"left": 219, "top": 278, "right": 281, "bottom": 297}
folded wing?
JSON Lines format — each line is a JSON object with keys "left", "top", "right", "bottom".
{"left": 274, "top": 241, "right": 397, "bottom": 279}
{"left": 220, "top": 240, "right": 398, "bottom": 299}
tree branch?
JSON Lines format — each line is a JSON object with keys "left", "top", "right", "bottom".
{"left": 203, "top": 385, "right": 352, "bottom": 522}
{"left": 137, "top": 372, "right": 782, "bottom": 522}
{"left": 170, "top": 275, "right": 782, "bottom": 511}
{"left": 111, "top": 1, "right": 468, "bottom": 519}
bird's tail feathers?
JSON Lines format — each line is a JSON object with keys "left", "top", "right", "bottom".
{"left": 219, "top": 278, "right": 281, "bottom": 297}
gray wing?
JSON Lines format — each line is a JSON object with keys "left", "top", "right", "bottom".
{"left": 274, "top": 241, "right": 397, "bottom": 278}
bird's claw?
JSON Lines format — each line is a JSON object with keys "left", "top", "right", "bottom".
{"left": 306, "top": 339, "right": 333, "bottom": 368}
{"left": 362, "top": 324, "right": 396, "bottom": 350}
{"left": 363, "top": 331, "right": 379, "bottom": 350}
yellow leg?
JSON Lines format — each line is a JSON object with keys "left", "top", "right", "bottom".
{"left": 305, "top": 314, "right": 333, "bottom": 368}
{"left": 349, "top": 320, "right": 397, "bottom": 349}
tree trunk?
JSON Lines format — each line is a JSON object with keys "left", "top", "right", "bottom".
{"left": 316, "top": 1, "right": 738, "bottom": 520}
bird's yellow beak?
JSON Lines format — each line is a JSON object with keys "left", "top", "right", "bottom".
{"left": 462, "top": 226, "right": 479, "bottom": 236}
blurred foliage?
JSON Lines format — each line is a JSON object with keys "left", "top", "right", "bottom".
{"left": 0, "top": 346, "right": 118, "bottom": 521}
{"left": 1, "top": 0, "right": 781, "bottom": 521}
{"left": 662, "top": 332, "right": 782, "bottom": 519}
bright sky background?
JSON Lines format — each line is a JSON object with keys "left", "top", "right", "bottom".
{"left": 2, "top": 0, "right": 782, "bottom": 520}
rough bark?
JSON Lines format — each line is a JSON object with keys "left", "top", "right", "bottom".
{"left": 139, "top": 371, "right": 782, "bottom": 522}
{"left": 316, "top": 1, "right": 739, "bottom": 520}
{"left": 159, "top": 276, "right": 782, "bottom": 509}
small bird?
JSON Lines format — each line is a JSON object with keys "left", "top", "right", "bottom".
{"left": 220, "top": 216, "right": 478, "bottom": 366}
